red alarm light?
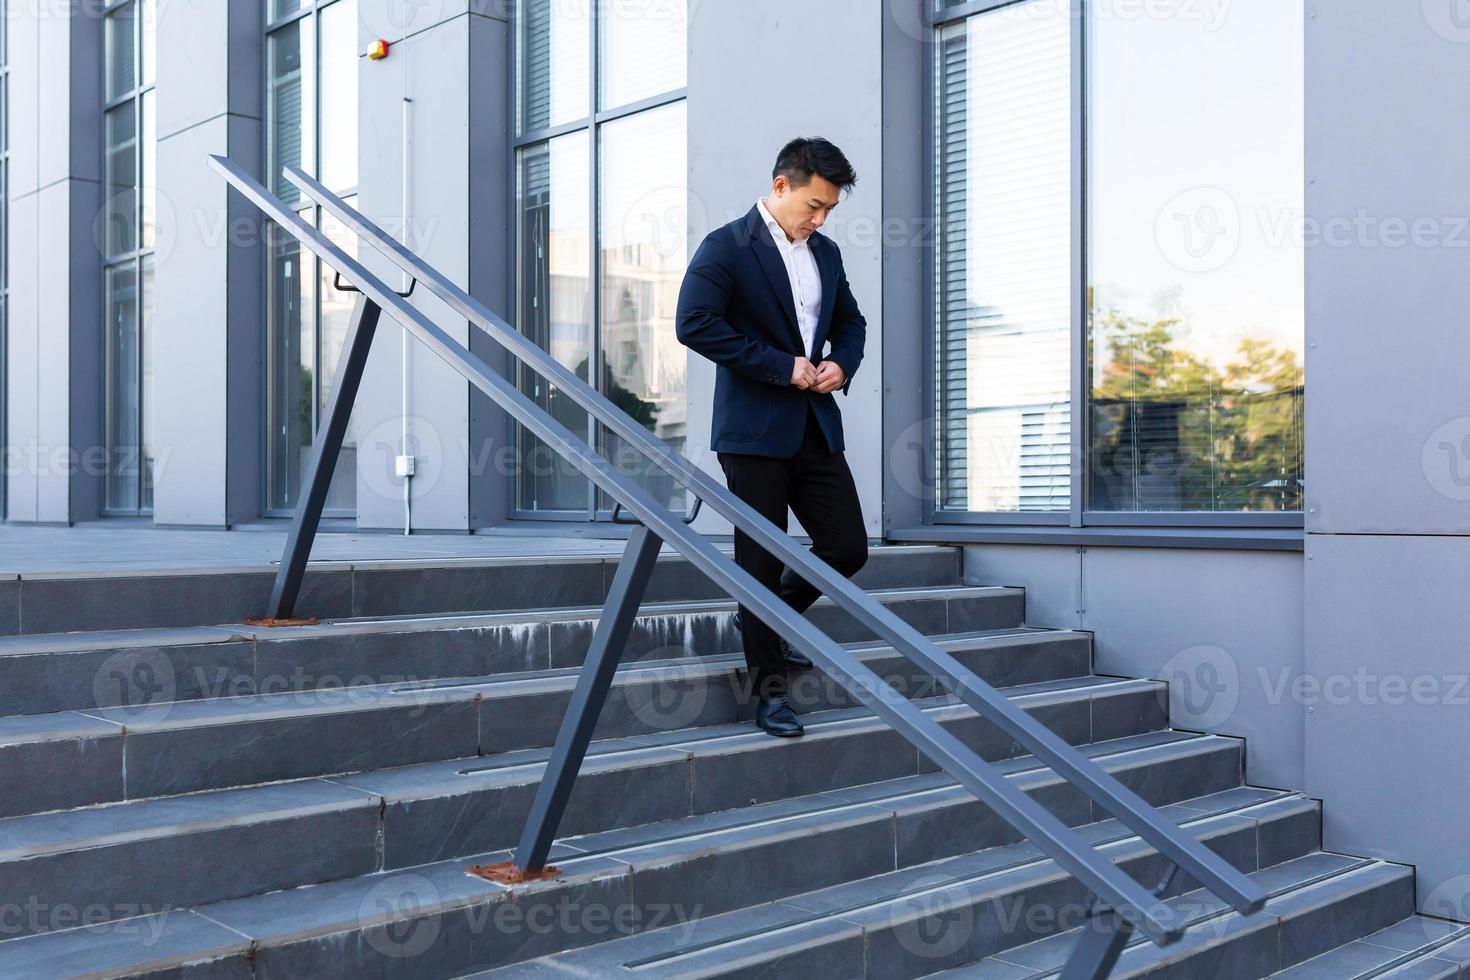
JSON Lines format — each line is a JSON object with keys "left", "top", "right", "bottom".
{"left": 368, "top": 39, "right": 390, "bottom": 61}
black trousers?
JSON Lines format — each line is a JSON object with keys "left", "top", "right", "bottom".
{"left": 717, "top": 406, "right": 868, "bottom": 699}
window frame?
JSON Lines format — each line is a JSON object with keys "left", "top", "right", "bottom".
{"left": 508, "top": 0, "right": 688, "bottom": 521}
{"left": 260, "top": 0, "right": 360, "bottom": 519}
{"left": 100, "top": 0, "right": 157, "bottom": 516}
{"left": 0, "top": 11, "right": 8, "bottom": 520}
{"left": 923, "top": 0, "right": 1304, "bottom": 530}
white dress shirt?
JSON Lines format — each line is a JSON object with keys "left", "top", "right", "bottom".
{"left": 755, "top": 196, "right": 822, "bottom": 359}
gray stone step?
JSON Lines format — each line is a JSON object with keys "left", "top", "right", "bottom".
{"left": 0, "top": 731, "right": 1257, "bottom": 977}
{"left": 1268, "top": 916, "right": 1470, "bottom": 979}
{"left": 1, "top": 544, "right": 961, "bottom": 635}
{"left": 455, "top": 789, "right": 1326, "bottom": 978}
{"left": 0, "top": 674, "right": 1176, "bottom": 937}
{"left": 0, "top": 628, "right": 1091, "bottom": 814}
{"left": 939, "top": 855, "right": 1416, "bottom": 979}
{"left": 0, "top": 582, "right": 1021, "bottom": 717}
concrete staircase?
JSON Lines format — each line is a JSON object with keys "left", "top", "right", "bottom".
{"left": 0, "top": 544, "right": 1459, "bottom": 978}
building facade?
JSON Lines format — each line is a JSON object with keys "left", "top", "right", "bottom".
{"left": 2, "top": 0, "right": 1468, "bottom": 916}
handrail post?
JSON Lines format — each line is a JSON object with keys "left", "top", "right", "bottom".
{"left": 470, "top": 523, "right": 663, "bottom": 882}
{"left": 1060, "top": 858, "right": 1180, "bottom": 979}
{"left": 1059, "top": 908, "right": 1133, "bottom": 980}
{"left": 261, "top": 294, "right": 382, "bottom": 622}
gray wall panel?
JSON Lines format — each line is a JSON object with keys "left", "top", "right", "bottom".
{"left": 1304, "top": 1, "right": 1470, "bottom": 916}
{"left": 962, "top": 543, "right": 1081, "bottom": 630}
{"left": 1081, "top": 547, "right": 1305, "bottom": 792}
{"left": 1305, "top": 533, "right": 1470, "bottom": 913}
{"left": 1304, "top": 3, "right": 1470, "bottom": 535}
{"left": 151, "top": 0, "right": 262, "bottom": 526}
{"left": 966, "top": 544, "right": 1306, "bottom": 791}
{"left": 686, "top": 0, "right": 885, "bottom": 540}
{"left": 355, "top": 14, "right": 479, "bottom": 530}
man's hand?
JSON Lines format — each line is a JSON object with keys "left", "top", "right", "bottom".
{"left": 790, "top": 356, "right": 818, "bottom": 389}
{"left": 812, "top": 360, "right": 846, "bottom": 394}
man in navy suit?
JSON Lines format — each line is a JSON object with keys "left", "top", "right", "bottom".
{"left": 676, "top": 137, "right": 868, "bottom": 738}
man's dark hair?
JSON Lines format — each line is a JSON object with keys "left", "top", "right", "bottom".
{"left": 772, "top": 137, "right": 857, "bottom": 193}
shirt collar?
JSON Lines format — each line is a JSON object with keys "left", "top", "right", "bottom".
{"left": 755, "top": 196, "right": 799, "bottom": 247}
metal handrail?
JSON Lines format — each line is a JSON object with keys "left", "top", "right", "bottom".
{"left": 281, "top": 164, "right": 1268, "bottom": 914}
{"left": 209, "top": 154, "right": 1265, "bottom": 965}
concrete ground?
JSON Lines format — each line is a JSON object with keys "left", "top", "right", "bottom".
{"left": 0, "top": 520, "right": 672, "bottom": 575}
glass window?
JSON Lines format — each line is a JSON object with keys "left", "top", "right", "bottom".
{"left": 512, "top": 0, "right": 688, "bottom": 516}
{"left": 105, "top": 264, "right": 141, "bottom": 511}
{"left": 318, "top": 203, "right": 360, "bottom": 512}
{"left": 1086, "top": 2, "right": 1304, "bottom": 512}
{"left": 597, "top": 100, "right": 687, "bottom": 509}
{"left": 104, "top": 106, "right": 138, "bottom": 257}
{"left": 598, "top": 0, "right": 686, "bottom": 109}
{"left": 105, "top": 4, "right": 136, "bottom": 100}
{"left": 140, "top": 254, "right": 156, "bottom": 507}
{"left": 139, "top": 0, "right": 156, "bottom": 88}
{"left": 140, "top": 89, "right": 155, "bottom": 250}
{"left": 264, "top": 0, "right": 359, "bottom": 515}
{"left": 266, "top": 215, "right": 315, "bottom": 510}
{"left": 515, "top": 131, "right": 592, "bottom": 512}
{"left": 270, "top": 0, "right": 307, "bottom": 22}
{"left": 1, "top": 22, "right": 9, "bottom": 519}
{"left": 319, "top": 0, "right": 358, "bottom": 191}
{"left": 930, "top": 0, "right": 1305, "bottom": 520}
{"left": 933, "top": 0, "right": 1073, "bottom": 513}
{"left": 517, "top": 0, "right": 590, "bottom": 134}
{"left": 103, "top": 0, "right": 156, "bottom": 513}
{"left": 268, "top": 15, "right": 315, "bottom": 203}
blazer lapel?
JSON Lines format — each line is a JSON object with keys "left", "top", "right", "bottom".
{"left": 813, "top": 234, "right": 837, "bottom": 353}
{"left": 745, "top": 207, "right": 807, "bottom": 356}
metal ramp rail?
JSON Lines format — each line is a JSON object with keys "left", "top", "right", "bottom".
{"left": 209, "top": 153, "right": 1265, "bottom": 980}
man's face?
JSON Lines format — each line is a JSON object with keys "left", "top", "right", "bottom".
{"left": 767, "top": 174, "right": 842, "bottom": 241}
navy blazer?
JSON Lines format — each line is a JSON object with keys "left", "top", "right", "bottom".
{"left": 676, "top": 204, "right": 867, "bottom": 458}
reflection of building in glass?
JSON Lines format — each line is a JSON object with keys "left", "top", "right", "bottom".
{"left": 601, "top": 239, "right": 688, "bottom": 450}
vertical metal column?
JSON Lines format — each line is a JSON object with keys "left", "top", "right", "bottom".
{"left": 473, "top": 523, "right": 663, "bottom": 881}
{"left": 262, "top": 295, "right": 382, "bottom": 621}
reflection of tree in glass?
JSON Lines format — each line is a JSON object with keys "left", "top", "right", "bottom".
{"left": 1090, "top": 297, "right": 1303, "bottom": 512}
{"left": 578, "top": 354, "right": 659, "bottom": 429}
{"left": 300, "top": 368, "right": 314, "bottom": 446}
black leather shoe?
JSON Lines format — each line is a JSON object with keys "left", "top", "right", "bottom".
{"left": 780, "top": 642, "right": 813, "bottom": 671}
{"left": 755, "top": 693, "right": 804, "bottom": 737}
{"left": 731, "top": 611, "right": 814, "bottom": 671}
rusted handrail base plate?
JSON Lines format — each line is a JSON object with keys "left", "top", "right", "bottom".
{"left": 242, "top": 617, "right": 320, "bottom": 627}
{"left": 467, "top": 861, "right": 561, "bottom": 885}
